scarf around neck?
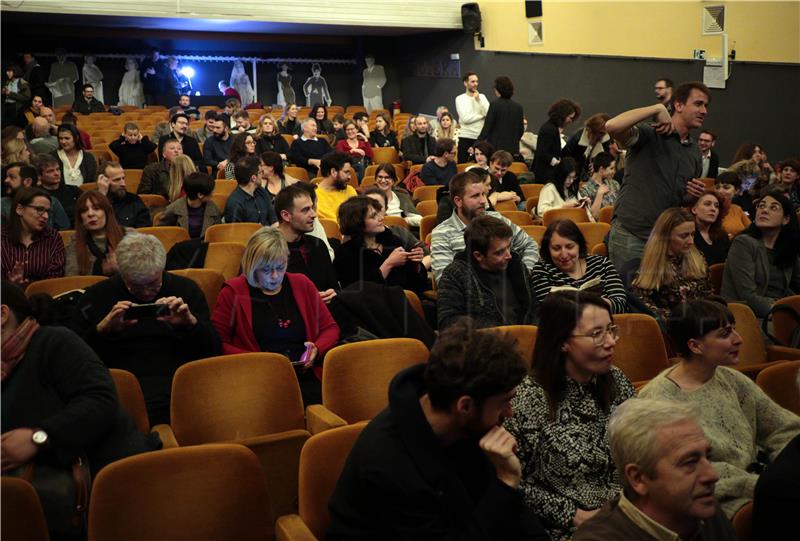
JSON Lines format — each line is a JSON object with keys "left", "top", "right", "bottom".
{"left": 1, "top": 317, "right": 40, "bottom": 381}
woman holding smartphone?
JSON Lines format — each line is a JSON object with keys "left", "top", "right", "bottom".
{"left": 212, "top": 226, "right": 339, "bottom": 405}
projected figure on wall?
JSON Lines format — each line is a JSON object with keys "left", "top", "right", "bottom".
{"left": 303, "top": 63, "right": 331, "bottom": 107}
{"left": 46, "top": 49, "right": 79, "bottom": 108}
{"left": 277, "top": 63, "right": 295, "bottom": 108}
{"left": 82, "top": 56, "right": 104, "bottom": 104}
{"left": 118, "top": 57, "right": 145, "bottom": 108}
{"left": 361, "top": 54, "right": 386, "bottom": 114}
{"left": 230, "top": 60, "right": 255, "bottom": 106}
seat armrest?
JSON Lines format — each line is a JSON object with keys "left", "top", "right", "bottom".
{"left": 766, "top": 345, "right": 800, "bottom": 363}
{"left": 151, "top": 424, "right": 179, "bottom": 448}
{"left": 275, "top": 514, "right": 317, "bottom": 541}
{"left": 305, "top": 405, "right": 347, "bottom": 435}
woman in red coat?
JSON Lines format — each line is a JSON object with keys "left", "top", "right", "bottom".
{"left": 212, "top": 226, "right": 339, "bottom": 404}
{"left": 335, "top": 120, "right": 373, "bottom": 181}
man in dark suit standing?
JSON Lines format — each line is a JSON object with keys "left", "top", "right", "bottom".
{"left": 699, "top": 130, "right": 719, "bottom": 178}
{"left": 477, "top": 76, "right": 524, "bottom": 157}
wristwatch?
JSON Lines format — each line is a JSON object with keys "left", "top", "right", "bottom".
{"left": 32, "top": 429, "right": 49, "bottom": 447}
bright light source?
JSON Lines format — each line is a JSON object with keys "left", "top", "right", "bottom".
{"left": 180, "top": 66, "right": 195, "bottom": 78}
{"left": 195, "top": 91, "right": 201, "bottom": 96}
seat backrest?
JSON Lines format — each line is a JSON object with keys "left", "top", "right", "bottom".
{"left": 285, "top": 166, "right": 310, "bottom": 183}
{"left": 480, "top": 325, "right": 537, "bottom": 369}
{"left": 542, "top": 208, "right": 591, "bottom": 226}
{"left": 772, "top": 295, "right": 800, "bottom": 347}
{"left": 521, "top": 184, "right": 543, "bottom": 200}
{"left": 419, "top": 215, "right": 437, "bottom": 244}
{"left": 212, "top": 178, "right": 237, "bottom": 196}
{"left": 756, "top": 361, "right": 800, "bottom": 415}
{"left": 138, "top": 194, "right": 169, "bottom": 209}
{"left": 731, "top": 501, "right": 753, "bottom": 541}
{"left": 208, "top": 193, "right": 228, "bottom": 214}
{"left": 576, "top": 222, "right": 611, "bottom": 249}
{"left": 319, "top": 218, "right": 342, "bottom": 240}
{"left": 709, "top": 263, "right": 725, "bottom": 295}
{"left": 598, "top": 205, "right": 614, "bottom": 224}
{"left": 204, "top": 222, "right": 262, "bottom": 244}
{"left": 521, "top": 225, "right": 546, "bottom": 245}
{"left": 168, "top": 268, "right": 225, "bottom": 311}
{"left": 500, "top": 210, "right": 534, "bottom": 226}
{"left": 1, "top": 477, "right": 50, "bottom": 541}
{"left": 136, "top": 226, "right": 190, "bottom": 253}
{"left": 494, "top": 200, "right": 517, "bottom": 212}
{"left": 612, "top": 314, "right": 671, "bottom": 383}
{"left": 508, "top": 161, "right": 529, "bottom": 175}
{"left": 25, "top": 275, "right": 107, "bottom": 298}
{"left": 416, "top": 199, "right": 438, "bottom": 216}
{"left": 204, "top": 242, "right": 245, "bottom": 280}
{"left": 171, "top": 353, "right": 306, "bottom": 445}
{"left": 89, "top": 444, "right": 271, "bottom": 541}
{"left": 727, "top": 303, "right": 767, "bottom": 365}
{"left": 372, "top": 146, "right": 400, "bottom": 164}
{"left": 404, "top": 289, "right": 425, "bottom": 320}
{"left": 299, "top": 423, "right": 367, "bottom": 538}
{"left": 383, "top": 215, "right": 409, "bottom": 229}
{"left": 322, "top": 339, "right": 428, "bottom": 424}
{"left": 412, "top": 185, "right": 439, "bottom": 203}
{"left": 109, "top": 368, "right": 151, "bottom": 434}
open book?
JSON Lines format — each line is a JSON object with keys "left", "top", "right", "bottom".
{"left": 549, "top": 276, "right": 603, "bottom": 295}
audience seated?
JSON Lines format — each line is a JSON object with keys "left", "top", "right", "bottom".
{"left": 327, "top": 320, "right": 548, "bottom": 540}
{"left": 138, "top": 138, "right": 183, "bottom": 199}
{"left": 752, "top": 433, "right": 800, "bottom": 540}
{"left": 432, "top": 171, "right": 538, "bottom": 281}
{"left": 64, "top": 191, "right": 127, "bottom": 276}
{"left": 434, "top": 111, "right": 459, "bottom": 146}
{"left": 36, "top": 153, "right": 82, "bottom": 228}
{"left": 537, "top": 157, "right": 590, "bottom": 217}
{"left": 176, "top": 93, "right": 199, "bottom": 119}
{"left": 231, "top": 110, "right": 256, "bottom": 135}
{"left": 369, "top": 163, "right": 421, "bottom": 227}
{"left": 288, "top": 118, "right": 332, "bottom": 176}
{"left": 157, "top": 113, "right": 202, "bottom": 168}
{"left": 211, "top": 226, "right": 339, "bottom": 405}
{"left": 274, "top": 184, "right": 338, "bottom": 302}
{"left": 530, "top": 219, "right": 627, "bottom": 313}
{"left": 59, "top": 112, "right": 93, "bottom": 150}
{"left": 778, "top": 157, "right": 800, "bottom": 211}
{"left": 334, "top": 195, "right": 428, "bottom": 294}
{"left": 202, "top": 114, "right": 232, "bottom": 174}
{"left": 223, "top": 132, "right": 258, "bottom": 179}
{"left": 477, "top": 76, "right": 523, "bottom": 155}
{"left": 721, "top": 190, "right": 800, "bottom": 320}
{"left": 224, "top": 156, "right": 278, "bottom": 226}
{"left": 254, "top": 114, "right": 290, "bottom": 160}
{"left": 400, "top": 115, "right": 436, "bottom": 165}
{"left": 488, "top": 150, "right": 524, "bottom": 208}
{"left": 1, "top": 187, "right": 65, "bottom": 286}
{"left": 363, "top": 188, "right": 430, "bottom": 267}
{"left": 0, "top": 281, "right": 161, "bottom": 540}
{"left": 353, "top": 111, "right": 371, "bottom": 141}
{"left": 639, "top": 300, "right": 800, "bottom": 517}
{"left": 73, "top": 232, "right": 220, "bottom": 425}
{"left": 309, "top": 104, "right": 335, "bottom": 135}
{"left": 573, "top": 398, "right": 738, "bottom": 541}
{"left": 715, "top": 171, "right": 751, "bottom": 237}
{"left": 314, "top": 153, "right": 357, "bottom": 223}
{"left": 632, "top": 208, "right": 712, "bottom": 321}
{"left": 278, "top": 103, "right": 301, "bottom": 136}
{"left": 260, "top": 150, "right": 300, "bottom": 199}
{"left": 108, "top": 122, "right": 158, "bottom": 170}
{"left": 1, "top": 137, "right": 30, "bottom": 168}
{"left": 28, "top": 116, "right": 58, "bottom": 155}
{"left": 194, "top": 109, "right": 218, "bottom": 144}
{"left": 51, "top": 123, "right": 97, "bottom": 186}
{"left": 438, "top": 215, "right": 537, "bottom": 329}
{"left": 71, "top": 83, "right": 105, "bottom": 115}
{"left": 563, "top": 113, "right": 612, "bottom": 180}
{"left": 96, "top": 161, "right": 152, "bottom": 228}
{"left": 368, "top": 112, "right": 397, "bottom": 148}
{"left": 579, "top": 152, "right": 620, "bottom": 220}
{"left": 505, "top": 291, "right": 634, "bottom": 541}
{"left": 691, "top": 190, "right": 730, "bottom": 266}
{"left": 533, "top": 99, "right": 581, "bottom": 183}
{"left": 467, "top": 140, "right": 494, "bottom": 170}
{"left": 2, "top": 162, "right": 69, "bottom": 229}
{"left": 156, "top": 172, "right": 221, "bottom": 239}
{"left": 420, "top": 138, "right": 457, "bottom": 186}
{"left": 335, "top": 120, "right": 373, "bottom": 180}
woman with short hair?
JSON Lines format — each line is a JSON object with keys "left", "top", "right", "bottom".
{"left": 640, "top": 299, "right": 800, "bottom": 517}
{"left": 50, "top": 123, "right": 97, "bottom": 186}
{"left": 504, "top": 291, "right": 635, "bottom": 541}
{"left": 632, "top": 207, "right": 712, "bottom": 321}
{"left": 211, "top": 226, "right": 339, "bottom": 405}
{"left": 156, "top": 172, "right": 222, "bottom": 239}
{"left": 477, "top": 75, "right": 522, "bottom": 154}
{"left": 335, "top": 120, "right": 374, "bottom": 180}
{"left": 65, "top": 190, "right": 127, "bottom": 276}
{"left": 260, "top": 150, "right": 299, "bottom": 199}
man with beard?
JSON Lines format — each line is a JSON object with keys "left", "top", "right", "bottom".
{"left": 328, "top": 320, "right": 548, "bottom": 541}
{"left": 35, "top": 154, "right": 81, "bottom": 228}
{"left": 431, "top": 171, "right": 538, "bottom": 282}
{"left": 224, "top": 156, "right": 278, "bottom": 226}
{"left": 274, "top": 183, "right": 338, "bottom": 304}
{"left": 96, "top": 161, "right": 151, "bottom": 228}
{"left": 314, "top": 152, "right": 357, "bottom": 223}
{"left": 194, "top": 110, "right": 218, "bottom": 144}
{"left": 202, "top": 115, "right": 233, "bottom": 173}
{"left": 157, "top": 113, "right": 202, "bottom": 168}
{"left": 2, "top": 162, "right": 69, "bottom": 229}
{"left": 400, "top": 115, "right": 436, "bottom": 165}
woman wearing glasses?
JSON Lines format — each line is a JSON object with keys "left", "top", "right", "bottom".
{"left": 368, "top": 164, "right": 421, "bottom": 227}
{"left": 504, "top": 291, "right": 634, "bottom": 541}
{"left": 721, "top": 189, "right": 800, "bottom": 320}
{"left": 335, "top": 120, "right": 374, "bottom": 181}
{"left": 1, "top": 187, "right": 65, "bottom": 287}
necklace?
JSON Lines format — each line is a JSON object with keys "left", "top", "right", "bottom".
{"left": 260, "top": 285, "right": 292, "bottom": 328}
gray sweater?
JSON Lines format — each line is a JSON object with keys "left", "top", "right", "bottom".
{"left": 721, "top": 233, "right": 800, "bottom": 318}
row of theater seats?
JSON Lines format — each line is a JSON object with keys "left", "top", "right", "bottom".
{"left": 4, "top": 327, "right": 797, "bottom": 541}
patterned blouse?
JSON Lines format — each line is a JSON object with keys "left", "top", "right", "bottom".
{"left": 633, "top": 257, "right": 713, "bottom": 321}
{"left": 579, "top": 178, "right": 621, "bottom": 209}
{"left": 504, "top": 367, "right": 635, "bottom": 541}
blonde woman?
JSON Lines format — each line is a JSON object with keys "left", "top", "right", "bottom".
{"left": 632, "top": 207, "right": 712, "bottom": 321}
{"left": 167, "top": 154, "right": 196, "bottom": 202}
{"left": 1, "top": 138, "right": 31, "bottom": 166}
{"left": 254, "top": 114, "right": 290, "bottom": 160}
{"left": 434, "top": 111, "right": 459, "bottom": 147}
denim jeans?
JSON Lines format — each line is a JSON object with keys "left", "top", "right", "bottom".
{"left": 608, "top": 220, "right": 647, "bottom": 272}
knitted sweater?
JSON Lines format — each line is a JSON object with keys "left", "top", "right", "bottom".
{"left": 639, "top": 365, "right": 800, "bottom": 517}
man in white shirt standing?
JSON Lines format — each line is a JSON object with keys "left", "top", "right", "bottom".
{"left": 455, "top": 71, "right": 490, "bottom": 164}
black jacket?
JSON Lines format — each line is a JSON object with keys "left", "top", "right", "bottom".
{"left": 109, "top": 136, "right": 157, "bottom": 170}
{"left": 437, "top": 250, "right": 537, "bottom": 329}
{"left": 157, "top": 133, "right": 203, "bottom": 169}
{"left": 43, "top": 182, "right": 82, "bottom": 228}
{"left": 255, "top": 134, "right": 291, "bottom": 157}
{"left": 112, "top": 191, "right": 152, "bottom": 228}
{"left": 369, "top": 131, "right": 398, "bottom": 149}
{"left": 401, "top": 133, "right": 437, "bottom": 165}
{"left": 532, "top": 120, "right": 562, "bottom": 183}
{"left": 706, "top": 149, "right": 720, "bottom": 179}
{"left": 478, "top": 97, "right": 525, "bottom": 155}
{"left": 287, "top": 234, "right": 339, "bottom": 292}
{"left": 71, "top": 97, "right": 105, "bottom": 115}
{"left": 562, "top": 128, "right": 612, "bottom": 179}
{"left": 328, "top": 364, "right": 547, "bottom": 541}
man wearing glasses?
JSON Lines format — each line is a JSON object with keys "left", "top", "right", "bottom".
{"left": 74, "top": 233, "right": 221, "bottom": 426}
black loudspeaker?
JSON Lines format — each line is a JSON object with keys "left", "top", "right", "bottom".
{"left": 525, "top": 0, "right": 543, "bottom": 18}
{"left": 461, "top": 3, "right": 482, "bottom": 34}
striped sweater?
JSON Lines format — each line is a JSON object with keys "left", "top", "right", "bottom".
{"left": 530, "top": 255, "right": 627, "bottom": 313}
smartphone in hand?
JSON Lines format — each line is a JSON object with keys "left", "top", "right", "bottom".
{"left": 123, "top": 303, "right": 170, "bottom": 320}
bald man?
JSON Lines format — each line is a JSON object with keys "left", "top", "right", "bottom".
{"left": 29, "top": 117, "right": 58, "bottom": 154}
